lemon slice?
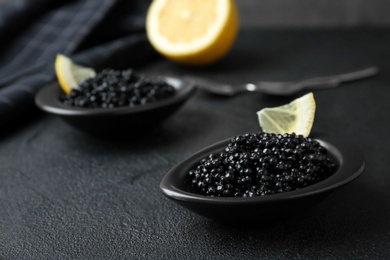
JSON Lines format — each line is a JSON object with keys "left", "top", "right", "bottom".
{"left": 146, "top": 0, "right": 239, "bottom": 66}
{"left": 256, "top": 93, "right": 316, "bottom": 137}
{"left": 55, "top": 54, "right": 96, "bottom": 94}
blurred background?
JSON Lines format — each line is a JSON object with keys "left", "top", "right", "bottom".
{"left": 1, "top": 0, "right": 390, "bottom": 28}
{"left": 238, "top": 0, "right": 390, "bottom": 28}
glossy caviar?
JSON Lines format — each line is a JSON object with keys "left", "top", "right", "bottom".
{"left": 187, "top": 132, "right": 337, "bottom": 197}
{"left": 60, "top": 69, "right": 176, "bottom": 108}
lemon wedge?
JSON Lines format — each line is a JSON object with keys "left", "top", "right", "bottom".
{"left": 257, "top": 93, "right": 316, "bottom": 137}
{"left": 146, "top": 0, "right": 239, "bottom": 66}
{"left": 55, "top": 54, "right": 96, "bottom": 94}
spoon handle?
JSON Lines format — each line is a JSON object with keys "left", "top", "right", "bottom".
{"left": 183, "top": 76, "right": 237, "bottom": 96}
{"left": 299, "top": 67, "right": 379, "bottom": 89}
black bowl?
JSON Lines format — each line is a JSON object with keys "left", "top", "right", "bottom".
{"left": 160, "top": 133, "right": 365, "bottom": 224}
{"left": 35, "top": 76, "right": 196, "bottom": 135}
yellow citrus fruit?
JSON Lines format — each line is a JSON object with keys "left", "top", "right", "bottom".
{"left": 55, "top": 54, "right": 96, "bottom": 94}
{"left": 146, "top": 0, "right": 239, "bottom": 66}
{"left": 256, "top": 93, "right": 316, "bottom": 137}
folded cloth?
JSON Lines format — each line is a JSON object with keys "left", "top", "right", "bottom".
{"left": 0, "top": 0, "right": 157, "bottom": 127}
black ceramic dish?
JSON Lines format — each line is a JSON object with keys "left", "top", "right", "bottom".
{"left": 160, "top": 133, "right": 365, "bottom": 224}
{"left": 35, "top": 76, "right": 196, "bottom": 135}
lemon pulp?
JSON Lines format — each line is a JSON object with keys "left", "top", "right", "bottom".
{"left": 146, "top": 0, "right": 239, "bottom": 65}
{"left": 257, "top": 93, "right": 316, "bottom": 137}
{"left": 55, "top": 54, "right": 96, "bottom": 94}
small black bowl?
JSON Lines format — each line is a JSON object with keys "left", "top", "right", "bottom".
{"left": 160, "top": 133, "right": 365, "bottom": 224}
{"left": 35, "top": 76, "right": 196, "bottom": 135}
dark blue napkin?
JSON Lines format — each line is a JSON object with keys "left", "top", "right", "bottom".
{"left": 0, "top": 0, "right": 156, "bottom": 125}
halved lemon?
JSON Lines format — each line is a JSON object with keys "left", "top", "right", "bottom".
{"left": 146, "top": 0, "right": 239, "bottom": 66}
{"left": 256, "top": 93, "right": 316, "bottom": 137}
{"left": 55, "top": 54, "right": 96, "bottom": 94}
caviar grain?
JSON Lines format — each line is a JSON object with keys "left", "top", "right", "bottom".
{"left": 186, "top": 132, "right": 337, "bottom": 197}
{"left": 60, "top": 69, "right": 176, "bottom": 108}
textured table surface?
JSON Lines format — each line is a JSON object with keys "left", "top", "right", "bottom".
{"left": 1, "top": 29, "right": 390, "bottom": 259}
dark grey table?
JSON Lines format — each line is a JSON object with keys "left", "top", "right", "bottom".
{"left": 1, "top": 29, "right": 390, "bottom": 259}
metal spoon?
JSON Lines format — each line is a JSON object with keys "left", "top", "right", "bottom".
{"left": 184, "top": 67, "right": 378, "bottom": 96}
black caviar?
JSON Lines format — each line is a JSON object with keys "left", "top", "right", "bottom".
{"left": 187, "top": 132, "right": 337, "bottom": 197}
{"left": 60, "top": 69, "right": 176, "bottom": 108}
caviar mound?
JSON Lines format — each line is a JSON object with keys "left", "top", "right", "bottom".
{"left": 161, "top": 133, "right": 364, "bottom": 223}
{"left": 35, "top": 75, "right": 196, "bottom": 136}
{"left": 186, "top": 132, "right": 337, "bottom": 197}
{"left": 60, "top": 69, "right": 176, "bottom": 109}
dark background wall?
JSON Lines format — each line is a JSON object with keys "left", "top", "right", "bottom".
{"left": 237, "top": 0, "right": 390, "bottom": 28}
{"left": 0, "top": 0, "right": 389, "bottom": 28}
